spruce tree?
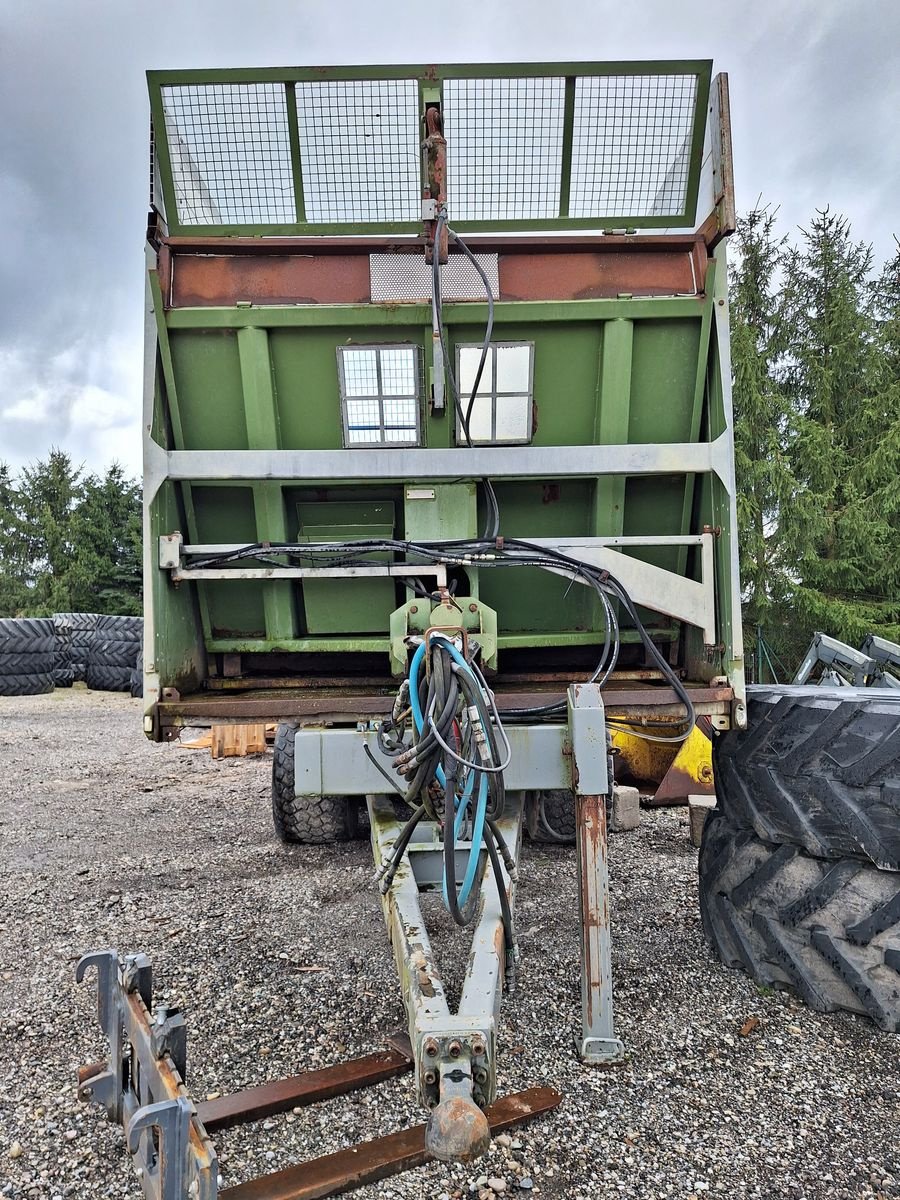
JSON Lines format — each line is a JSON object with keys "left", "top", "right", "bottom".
{"left": 780, "top": 209, "right": 899, "bottom": 646}
{"left": 0, "top": 462, "right": 28, "bottom": 615}
{"left": 728, "top": 207, "right": 797, "bottom": 676}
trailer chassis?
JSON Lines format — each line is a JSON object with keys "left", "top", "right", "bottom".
{"left": 77, "top": 684, "right": 616, "bottom": 1192}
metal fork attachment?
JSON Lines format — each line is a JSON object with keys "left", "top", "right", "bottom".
{"left": 76, "top": 949, "right": 558, "bottom": 1199}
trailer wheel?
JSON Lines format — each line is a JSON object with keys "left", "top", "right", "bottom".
{"left": 699, "top": 810, "right": 900, "bottom": 1031}
{"left": 271, "top": 723, "right": 357, "bottom": 844}
{"left": 715, "top": 686, "right": 900, "bottom": 870}
{"left": 526, "top": 789, "right": 576, "bottom": 844}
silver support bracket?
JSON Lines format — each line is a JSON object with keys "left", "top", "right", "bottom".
{"left": 568, "top": 684, "right": 625, "bottom": 1065}
{"left": 294, "top": 724, "right": 571, "bottom": 796}
{"left": 368, "top": 793, "right": 523, "bottom": 1161}
{"left": 75, "top": 949, "right": 218, "bottom": 1200}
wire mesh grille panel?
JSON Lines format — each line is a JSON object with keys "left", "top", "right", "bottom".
{"left": 149, "top": 64, "right": 710, "bottom": 230}
{"left": 337, "top": 345, "right": 421, "bottom": 446}
{"left": 295, "top": 80, "right": 420, "bottom": 223}
{"left": 569, "top": 74, "right": 698, "bottom": 219}
{"left": 369, "top": 253, "right": 500, "bottom": 302}
{"left": 161, "top": 84, "right": 294, "bottom": 224}
{"left": 443, "top": 78, "right": 565, "bottom": 222}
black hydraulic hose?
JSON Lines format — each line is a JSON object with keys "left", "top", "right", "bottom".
{"left": 431, "top": 210, "right": 500, "bottom": 539}
{"left": 376, "top": 804, "right": 427, "bottom": 893}
{"left": 482, "top": 821, "right": 516, "bottom": 989}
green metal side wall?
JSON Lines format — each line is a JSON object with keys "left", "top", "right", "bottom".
{"left": 149, "top": 276, "right": 733, "bottom": 674}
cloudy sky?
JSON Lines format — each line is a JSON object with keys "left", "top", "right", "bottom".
{"left": 1, "top": 0, "right": 898, "bottom": 480}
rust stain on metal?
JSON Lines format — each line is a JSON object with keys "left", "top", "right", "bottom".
{"left": 171, "top": 254, "right": 371, "bottom": 307}
{"left": 218, "top": 1087, "right": 560, "bottom": 1200}
{"left": 499, "top": 250, "right": 698, "bottom": 301}
{"left": 426, "top": 1096, "right": 491, "bottom": 1162}
{"left": 197, "top": 1041, "right": 413, "bottom": 1132}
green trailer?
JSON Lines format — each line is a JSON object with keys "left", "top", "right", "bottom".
{"left": 77, "top": 59, "right": 761, "bottom": 1198}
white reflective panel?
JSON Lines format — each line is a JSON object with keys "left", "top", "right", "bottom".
{"left": 379, "top": 347, "right": 417, "bottom": 396}
{"left": 495, "top": 344, "right": 532, "bottom": 393}
{"left": 495, "top": 395, "right": 531, "bottom": 442}
{"left": 341, "top": 349, "right": 379, "bottom": 397}
{"left": 462, "top": 395, "right": 493, "bottom": 443}
{"left": 458, "top": 347, "right": 493, "bottom": 396}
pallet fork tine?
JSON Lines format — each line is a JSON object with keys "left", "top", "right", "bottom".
{"left": 76, "top": 950, "right": 558, "bottom": 1200}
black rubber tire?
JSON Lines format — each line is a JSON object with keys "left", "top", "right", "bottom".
{"left": 0, "top": 671, "right": 55, "bottom": 697}
{"left": 699, "top": 811, "right": 900, "bottom": 1031}
{"left": 89, "top": 637, "right": 143, "bottom": 667}
{"left": 95, "top": 614, "right": 143, "bottom": 639}
{"left": 0, "top": 618, "right": 57, "bottom": 655}
{"left": 53, "top": 612, "right": 100, "bottom": 632}
{"left": 271, "top": 723, "right": 356, "bottom": 844}
{"left": 52, "top": 624, "right": 74, "bottom": 687}
{"left": 526, "top": 789, "right": 576, "bottom": 844}
{"left": 0, "top": 649, "right": 57, "bottom": 676}
{"left": 715, "top": 686, "right": 900, "bottom": 871}
{"left": 85, "top": 664, "right": 133, "bottom": 692}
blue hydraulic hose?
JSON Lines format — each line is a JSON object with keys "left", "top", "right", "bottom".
{"left": 409, "top": 639, "right": 490, "bottom": 911}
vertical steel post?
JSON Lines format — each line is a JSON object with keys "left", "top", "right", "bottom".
{"left": 567, "top": 684, "right": 625, "bottom": 1064}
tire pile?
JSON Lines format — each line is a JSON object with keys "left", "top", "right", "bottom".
{"left": 700, "top": 685, "right": 900, "bottom": 1031}
{"left": 85, "top": 615, "right": 143, "bottom": 693}
{"left": 0, "top": 614, "right": 143, "bottom": 697}
{"left": 0, "top": 618, "right": 57, "bottom": 696}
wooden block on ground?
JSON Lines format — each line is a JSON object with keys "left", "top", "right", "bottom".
{"left": 211, "top": 724, "right": 269, "bottom": 759}
{"left": 688, "top": 794, "right": 717, "bottom": 847}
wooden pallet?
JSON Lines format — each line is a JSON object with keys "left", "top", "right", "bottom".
{"left": 182, "top": 723, "right": 275, "bottom": 758}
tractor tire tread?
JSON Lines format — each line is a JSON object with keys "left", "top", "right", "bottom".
{"left": 699, "top": 811, "right": 900, "bottom": 1031}
{"left": 271, "top": 723, "right": 355, "bottom": 844}
{"left": 714, "top": 686, "right": 900, "bottom": 869}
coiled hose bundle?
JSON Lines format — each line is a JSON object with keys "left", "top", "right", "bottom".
{"left": 367, "top": 634, "right": 519, "bottom": 983}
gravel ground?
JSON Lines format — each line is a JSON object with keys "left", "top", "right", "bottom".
{"left": 1, "top": 687, "right": 898, "bottom": 1200}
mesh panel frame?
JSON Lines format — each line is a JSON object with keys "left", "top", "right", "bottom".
{"left": 161, "top": 83, "right": 294, "bottom": 224}
{"left": 443, "top": 77, "right": 566, "bottom": 222}
{"left": 148, "top": 64, "right": 711, "bottom": 233}
{"left": 569, "top": 74, "right": 699, "bottom": 219}
{"left": 295, "top": 80, "right": 421, "bottom": 224}
{"left": 336, "top": 344, "right": 422, "bottom": 448}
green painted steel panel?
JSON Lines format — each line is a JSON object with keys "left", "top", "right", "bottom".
{"left": 191, "top": 485, "right": 268, "bottom": 638}
{"left": 169, "top": 331, "right": 247, "bottom": 450}
{"left": 297, "top": 501, "right": 396, "bottom": 634}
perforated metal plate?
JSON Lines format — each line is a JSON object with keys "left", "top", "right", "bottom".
{"left": 370, "top": 253, "right": 500, "bottom": 302}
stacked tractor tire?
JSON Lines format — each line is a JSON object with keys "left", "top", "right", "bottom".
{"left": 0, "top": 618, "right": 57, "bottom": 696}
{"left": 700, "top": 686, "right": 900, "bottom": 1031}
{"left": 84, "top": 615, "right": 143, "bottom": 693}
{"left": 0, "top": 614, "right": 143, "bottom": 696}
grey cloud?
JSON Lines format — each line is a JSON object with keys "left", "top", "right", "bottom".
{"left": 1, "top": 0, "right": 897, "bottom": 476}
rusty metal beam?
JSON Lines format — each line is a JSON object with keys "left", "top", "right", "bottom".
{"left": 198, "top": 1038, "right": 413, "bottom": 1133}
{"left": 155, "top": 684, "right": 732, "bottom": 728}
{"left": 162, "top": 232, "right": 705, "bottom": 255}
{"left": 218, "top": 1087, "right": 561, "bottom": 1200}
